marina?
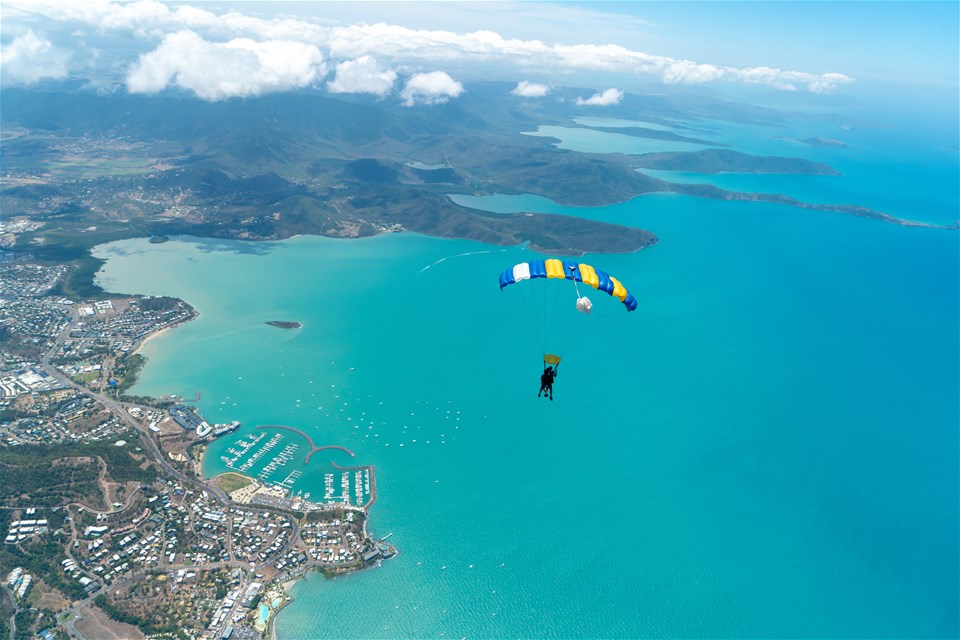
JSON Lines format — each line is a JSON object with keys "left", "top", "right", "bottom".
{"left": 213, "top": 420, "right": 242, "bottom": 437}
{"left": 232, "top": 433, "right": 283, "bottom": 473}
{"left": 256, "top": 442, "right": 300, "bottom": 482}
{"left": 320, "top": 469, "right": 372, "bottom": 508}
{"left": 277, "top": 469, "right": 302, "bottom": 490}
{"left": 215, "top": 426, "right": 375, "bottom": 508}
{"left": 258, "top": 424, "right": 355, "bottom": 463}
{"left": 219, "top": 432, "right": 267, "bottom": 468}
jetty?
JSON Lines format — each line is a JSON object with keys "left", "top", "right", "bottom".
{"left": 237, "top": 424, "right": 377, "bottom": 510}
{"left": 330, "top": 460, "right": 377, "bottom": 510}
{"left": 257, "top": 424, "right": 356, "bottom": 463}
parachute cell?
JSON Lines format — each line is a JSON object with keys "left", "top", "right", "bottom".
{"left": 545, "top": 259, "right": 565, "bottom": 279}
{"left": 578, "top": 264, "right": 599, "bottom": 288}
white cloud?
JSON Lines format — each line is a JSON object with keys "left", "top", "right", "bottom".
{"left": 576, "top": 88, "right": 623, "bottom": 106}
{"left": 327, "top": 56, "right": 397, "bottom": 97}
{"left": 512, "top": 81, "right": 550, "bottom": 97}
{"left": 98, "top": 0, "right": 172, "bottom": 36}
{"left": 0, "top": 29, "right": 70, "bottom": 84}
{"left": 661, "top": 60, "right": 726, "bottom": 85}
{"left": 735, "top": 66, "right": 795, "bottom": 90}
{"left": 400, "top": 71, "right": 464, "bottom": 106}
{"left": 2, "top": 1, "right": 855, "bottom": 95}
{"left": 807, "top": 72, "right": 854, "bottom": 94}
{"left": 1, "top": 0, "right": 114, "bottom": 25}
{"left": 126, "top": 30, "right": 326, "bottom": 100}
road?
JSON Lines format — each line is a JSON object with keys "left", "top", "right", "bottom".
{"left": 60, "top": 558, "right": 261, "bottom": 640}
{"left": 39, "top": 302, "right": 303, "bottom": 638}
{"left": 3, "top": 586, "right": 16, "bottom": 640}
{"left": 40, "top": 304, "right": 229, "bottom": 503}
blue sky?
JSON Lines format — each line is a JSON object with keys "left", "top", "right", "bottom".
{"left": 247, "top": 1, "right": 959, "bottom": 88}
{"left": 0, "top": 1, "right": 956, "bottom": 105}
{"left": 598, "top": 2, "right": 959, "bottom": 87}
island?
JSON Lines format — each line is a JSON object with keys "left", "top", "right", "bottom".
{"left": 266, "top": 320, "right": 302, "bottom": 329}
{"left": 801, "top": 136, "right": 849, "bottom": 148}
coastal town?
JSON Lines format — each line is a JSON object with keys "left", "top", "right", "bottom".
{"left": 0, "top": 244, "right": 394, "bottom": 640}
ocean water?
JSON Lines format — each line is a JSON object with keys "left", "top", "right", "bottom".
{"left": 92, "top": 111, "right": 958, "bottom": 639}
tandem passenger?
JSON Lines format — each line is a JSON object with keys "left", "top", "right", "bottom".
{"left": 538, "top": 365, "right": 557, "bottom": 401}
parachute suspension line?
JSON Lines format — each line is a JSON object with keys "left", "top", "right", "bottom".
{"left": 515, "top": 274, "right": 549, "bottom": 363}
{"left": 499, "top": 259, "right": 637, "bottom": 373}
{"left": 562, "top": 311, "right": 620, "bottom": 359}
{"left": 512, "top": 276, "right": 547, "bottom": 360}
{"left": 515, "top": 269, "right": 574, "bottom": 364}
{"left": 535, "top": 276, "right": 549, "bottom": 357}
{"left": 545, "top": 273, "right": 567, "bottom": 357}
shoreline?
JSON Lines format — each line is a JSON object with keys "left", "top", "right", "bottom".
{"left": 267, "top": 578, "right": 300, "bottom": 640}
{"left": 111, "top": 250, "right": 386, "bottom": 640}
{"left": 132, "top": 325, "right": 173, "bottom": 356}
{"left": 132, "top": 309, "right": 199, "bottom": 357}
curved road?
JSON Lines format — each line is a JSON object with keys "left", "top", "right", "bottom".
{"left": 39, "top": 303, "right": 305, "bottom": 639}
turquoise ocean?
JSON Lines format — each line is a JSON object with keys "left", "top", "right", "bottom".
{"left": 93, "top": 110, "right": 958, "bottom": 638}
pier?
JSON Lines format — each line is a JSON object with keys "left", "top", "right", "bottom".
{"left": 257, "top": 424, "right": 357, "bottom": 463}
{"left": 216, "top": 425, "right": 377, "bottom": 510}
{"left": 330, "top": 460, "right": 377, "bottom": 510}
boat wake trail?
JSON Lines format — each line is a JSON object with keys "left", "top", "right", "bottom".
{"left": 419, "top": 249, "right": 507, "bottom": 274}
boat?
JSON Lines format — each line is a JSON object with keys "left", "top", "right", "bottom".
{"left": 213, "top": 420, "right": 242, "bottom": 437}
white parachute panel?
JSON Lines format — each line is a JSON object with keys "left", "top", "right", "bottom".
{"left": 513, "top": 263, "right": 531, "bottom": 282}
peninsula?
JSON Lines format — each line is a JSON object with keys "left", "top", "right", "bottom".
{"left": 630, "top": 149, "right": 841, "bottom": 175}
{"left": 3, "top": 81, "right": 953, "bottom": 303}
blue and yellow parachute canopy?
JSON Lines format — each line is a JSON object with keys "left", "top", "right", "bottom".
{"left": 498, "top": 259, "right": 638, "bottom": 312}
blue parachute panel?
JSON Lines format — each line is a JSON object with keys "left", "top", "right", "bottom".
{"left": 595, "top": 270, "right": 614, "bottom": 295}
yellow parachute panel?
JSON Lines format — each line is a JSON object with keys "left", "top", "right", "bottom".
{"left": 578, "top": 264, "right": 599, "bottom": 289}
{"left": 610, "top": 277, "right": 627, "bottom": 302}
{"left": 545, "top": 259, "right": 566, "bottom": 279}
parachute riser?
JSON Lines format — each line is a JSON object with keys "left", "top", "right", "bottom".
{"left": 569, "top": 264, "right": 592, "bottom": 314}
{"left": 569, "top": 264, "right": 582, "bottom": 299}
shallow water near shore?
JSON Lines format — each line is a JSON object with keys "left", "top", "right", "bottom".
{"left": 93, "top": 113, "right": 958, "bottom": 638}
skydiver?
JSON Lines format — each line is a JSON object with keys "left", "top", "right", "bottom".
{"left": 538, "top": 365, "right": 557, "bottom": 400}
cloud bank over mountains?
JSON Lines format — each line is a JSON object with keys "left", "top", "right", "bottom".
{"left": 0, "top": 28, "right": 71, "bottom": 84}
{"left": 512, "top": 81, "right": 550, "bottom": 97}
{"left": 0, "top": 0, "right": 854, "bottom": 103}
{"left": 399, "top": 71, "right": 464, "bottom": 106}
{"left": 576, "top": 88, "right": 624, "bottom": 107}
{"left": 327, "top": 56, "right": 397, "bottom": 97}
{"left": 126, "top": 30, "right": 327, "bottom": 101}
